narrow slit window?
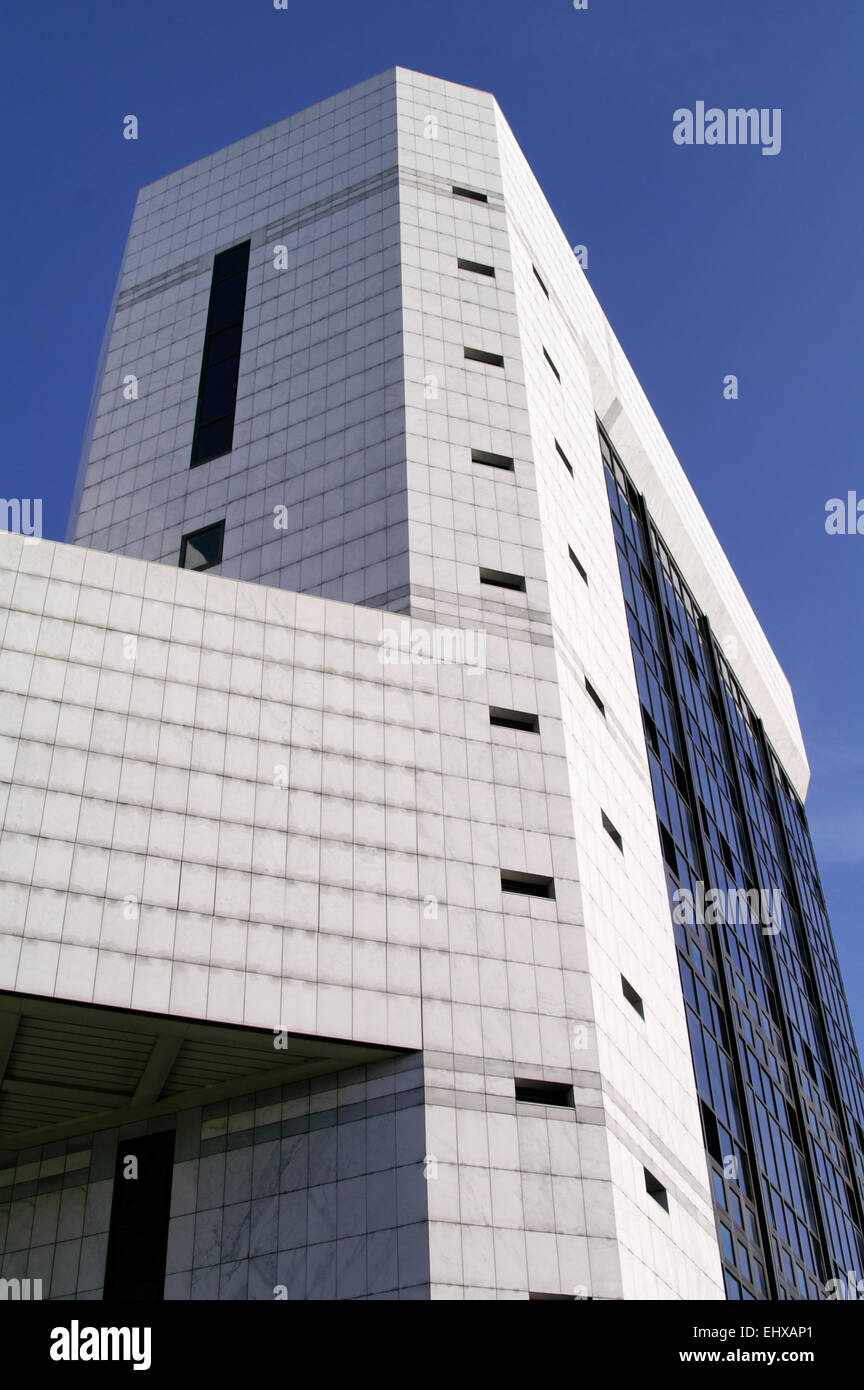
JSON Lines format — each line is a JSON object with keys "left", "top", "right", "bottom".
{"left": 501, "top": 871, "right": 555, "bottom": 899}
{"left": 542, "top": 347, "right": 561, "bottom": 382}
{"left": 532, "top": 265, "right": 550, "bottom": 297}
{"left": 471, "top": 448, "right": 514, "bottom": 471}
{"left": 180, "top": 520, "right": 225, "bottom": 572}
{"left": 569, "top": 547, "right": 588, "bottom": 583}
{"left": 452, "top": 184, "right": 488, "bottom": 203}
{"left": 555, "top": 440, "right": 574, "bottom": 476}
{"left": 585, "top": 678, "right": 605, "bottom": 715}
{"left": 602, "top": 812, "right": 623, "bottom": 852}
{"left": 490, "top": 707, "right": 539, "bottom": 733}
{"left": 644, "top": 1168, "right": 669, "bottom": 1212}
{"left": 458, "top": 256, "right": 495, "bottom": 277}
{"left": 191, "top": 240, "right": 250, "bottom": 467}
{"left": 621, "top": 975, "right": 645, "bottom": 1019}
{"left": 515, "top": 1079, "right": 572, "bottom": 1106}
{"left": 465, "top": 346, "right": 505, "bottom": 368}
{"left": 480, "top": 567, "right": 526, "bottom": 592}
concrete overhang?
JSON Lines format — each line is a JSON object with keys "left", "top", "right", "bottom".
{"left": 0, "top": 991, "right": 408, "bottom": 1157}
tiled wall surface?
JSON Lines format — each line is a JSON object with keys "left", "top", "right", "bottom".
{"left": 392, "top": 70, "right": 723, "bottom": 1298}
{"left": 1, "top": 70, "right": 814, "bottom": 1299}
{"left": 0, "top": 531, "right": 584, "bottom": 1059}
{"left": 0, "top": 527, "right": 616, "bottom": 1296}
{"left": 422, "top": 1051, "right": 622, "bottom": 1299}
{"left": 494, "top": 93, "right": 724, "bottom": 1298}
{"left": 71, "top": 71, "right": 410, "bottom": 613}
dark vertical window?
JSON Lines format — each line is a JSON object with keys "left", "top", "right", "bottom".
{"left": 644, "top": 1168, "right": 669, "bottom": 1212}
{"left": 180, "top": 520, "right": 225, "bottom": 571}
{"left": 191, "top": 241, "right": 250, "bottom": 467}
{"left": 103, "top": 1130, "right": 175, "bottom": 1300}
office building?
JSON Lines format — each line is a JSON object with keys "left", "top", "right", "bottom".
{"left": 1, "top": 68, "right": 861, "bottom": 1300}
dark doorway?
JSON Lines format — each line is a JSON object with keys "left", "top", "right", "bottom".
{"left": 103, "top": 1130, "right": 176, "bottom": 1300}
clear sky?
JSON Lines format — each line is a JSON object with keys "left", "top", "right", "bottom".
{"left": 3, "top": 0, "right": 862, "bottom": 1037}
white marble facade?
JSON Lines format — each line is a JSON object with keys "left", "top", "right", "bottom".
{"left": 1, "top": 69, "right": 812, "bottom": 1298}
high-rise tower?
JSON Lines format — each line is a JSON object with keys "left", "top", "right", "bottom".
{"left": 1, "top": 68, "right": 861, "bottom": 1301}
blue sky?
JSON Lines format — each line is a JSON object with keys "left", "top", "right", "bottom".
{"left": 3, "top": 0, "right": 862, "bottom": 1036}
